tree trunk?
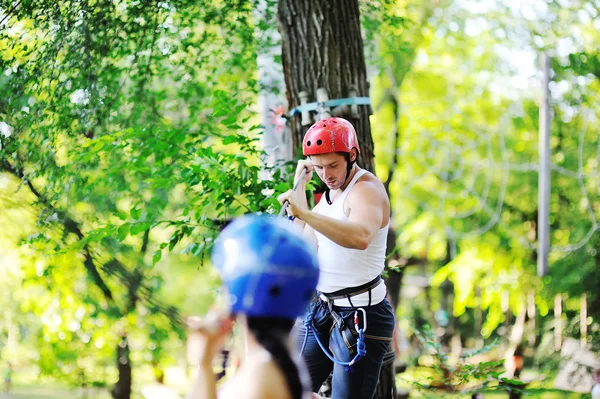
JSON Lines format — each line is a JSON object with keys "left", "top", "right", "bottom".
{"left": 278, "top": 0, "right": 374, "bottom": 172}
{"left": 381, "top": 93, "right": 403, "bottom": 315}
{"left": 278, "top": 2, "right": 393, "bottom": 397}
{"left": 440, "top": 239, "right": 455, "bottom": 347}
{"left": 111, "top": 334, "right": 132, "bottom": 399}
{"left": 504, "top": 308, "right": 527, "bottom": 378}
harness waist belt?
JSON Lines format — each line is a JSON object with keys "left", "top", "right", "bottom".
{"left": 320, "top": 275, "right": 382, "bottom": 301}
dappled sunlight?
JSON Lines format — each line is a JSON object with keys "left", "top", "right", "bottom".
{"left": 1, "top": 0, "right": 599, "bottom": 398}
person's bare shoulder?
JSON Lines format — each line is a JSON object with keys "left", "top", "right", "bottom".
{"left": 352, "top": 172, "right": 389, "bottom": 203}
{"left": 347, "top": 172, "right": 391, "bottom": 226}
{"left": 360, "top": 170, "right": 387, "bottom": 190}
{"left": 221, "top": 360, "right": 292, "bottom": 399}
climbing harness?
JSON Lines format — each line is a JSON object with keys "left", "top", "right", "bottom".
{"left": 298, "top": 275, "right": 382, "bottom": 372}
{"left": 301, "top": 305, "right": 368, "bottom": 373}
{"left": 318, "top": 275, "right": 382, "bottom": 304}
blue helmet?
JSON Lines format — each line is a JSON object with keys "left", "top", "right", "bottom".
{"left": 211, "top": 215, "right": 319, "bottom": 319}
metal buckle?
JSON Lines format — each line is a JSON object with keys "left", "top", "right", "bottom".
{"left": 354, "top": 308, "right": 367, "bottom": 333}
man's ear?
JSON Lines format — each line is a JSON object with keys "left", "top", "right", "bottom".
{"left": 350, "top": 149, "right": 358, "bottom": 163}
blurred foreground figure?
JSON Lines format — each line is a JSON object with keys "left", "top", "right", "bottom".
{"left": 592, "top": 369, "right": 600, "bottom": 399}
{"left": 186, "top": 215, "right": 320, "bottom": 399}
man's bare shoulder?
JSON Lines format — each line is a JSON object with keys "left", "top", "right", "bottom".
{"left": 352, "top": 171, "right": 388, "bottom": 200}
{"left": 345, "top": 170, "right": 391, "bottom": 227}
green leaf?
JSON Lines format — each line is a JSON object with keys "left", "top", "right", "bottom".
{"left": 130, "top": 208, "right": 141, "bottom": 220}
{"left": 117, "top": 224, "right": 130, "bottom": 241}
{"left": 500, "top": 377, "right": 525, "bottom": 386}
{"left": 212, "top": 107, "right": 230, "bottom": 118}
{"left": 222, "top": 115, "right": 238, "bottom": 125}
{"left": 130, "top": 222, "right": 150, "bottom": 236}
{"left": 152, "top": 250, "right": 162, "bottom": 265}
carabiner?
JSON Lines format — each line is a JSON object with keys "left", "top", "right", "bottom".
{"left": 354, "top": 308, "right": 367, "bottom": 333}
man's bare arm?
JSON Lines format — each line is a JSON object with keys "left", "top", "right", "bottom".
{"left": 298, "top": 182, "right": 384, "bottom": 250}
{"left": 303, "top": 220, "right": 318, "bottom": 248}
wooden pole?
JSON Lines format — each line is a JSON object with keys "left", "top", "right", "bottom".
{"left": 580, "top": 293, "right": 587, "bottom": 348}
{"left": 527, "top": 290, "right": 536, "bottom": 346}
{"left": 554, "top": 294, "right": 562, "bottom": 352}
{"left": 538, "top": 52, "right": 551, "bottom": 276}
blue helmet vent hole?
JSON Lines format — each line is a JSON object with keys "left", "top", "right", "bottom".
{"left": 269, "top": 286, "right": 282, "bottom": 297}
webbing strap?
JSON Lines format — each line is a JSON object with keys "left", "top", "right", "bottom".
{"left": 288, "top": 97, "right": 371, "bottom": 117}
{"left": 320, "top": 275, "right": 382, "bottom": 301}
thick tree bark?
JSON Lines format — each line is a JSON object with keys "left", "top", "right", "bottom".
{"left": 278, "top": 0, "right": 374, "bottom": 172}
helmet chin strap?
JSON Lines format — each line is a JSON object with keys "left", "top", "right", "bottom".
{"left": 325, "top": 153, "right": 355, "bottom": 205}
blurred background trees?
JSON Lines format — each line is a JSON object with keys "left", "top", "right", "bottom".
{"left": 0, "top": 0, "right": 599, "bottom": 397}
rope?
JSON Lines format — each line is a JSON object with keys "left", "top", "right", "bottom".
{"left": 298, "top": 305, "right": 367, "bottom": 373}
{"left": 279, "top": 168, "right": 307, "bottom": 218}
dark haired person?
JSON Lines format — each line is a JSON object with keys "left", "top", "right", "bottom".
{"left": 592, "top": 368, "right": 600, "bottom": 399}
{"left": 186, "top": 215, "right": 320, "bottom": 399}
{"left": 278, "top": 117, "right": 395, "bottom": 398}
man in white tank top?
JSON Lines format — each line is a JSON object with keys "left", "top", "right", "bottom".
{"left": 278, "top": 117, "right": 395, "bottom": 399}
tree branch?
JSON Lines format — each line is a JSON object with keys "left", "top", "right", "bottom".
{"left": 0, "top": 0, "right": 22, "bottom": 28}
{"left": 102, "top": 258, "right": 184, "bottom": 327}
{"left": 1, "top": 158, "right": 115, "bottom": 302}
{"left": 383, "top": 90, "right": 400, "bottom": 195}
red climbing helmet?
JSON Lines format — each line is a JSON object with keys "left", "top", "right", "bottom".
{"left": 302, "top": 117, "right": 360, "bottom": 156}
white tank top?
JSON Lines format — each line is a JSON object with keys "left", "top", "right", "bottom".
{"left": 315, "top": 169, "right": 389, "bottom": 307}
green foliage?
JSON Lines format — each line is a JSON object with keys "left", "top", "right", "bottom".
{"left": 408, "top": 325, "right": 525, "bottom": 398}
{"left": 1, "top": 0, "right": 600, "bottom": 392}
{"left": 369, "top": 0, "right": 600, "bottom": 349}
{"left": 0, "top": 0, "right": 289, "bottom": 389}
